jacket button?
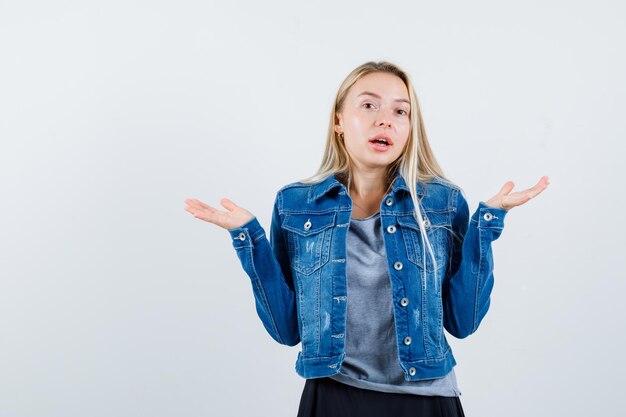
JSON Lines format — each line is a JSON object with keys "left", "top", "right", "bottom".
{"left": 483, "top": 213, "right": 494, "bottom": 221}
{"left": 400, "top": 297, "right": 409, "bottom": 307}
{"left": 404, "top": 336, "right": 412, "bottom": 345}
{"left": 408, "top": 367, "right": 416, "bottom": 376}
{"left": 238, "top": 232, "right": 246, "bottom": 241}
{"left": 423, "top": 218, "right": 430, "bottom": 227}
{"left": 387, "top": 225, "right": 396, "bottom": 233}
{"left": 304, "top": 219, "right": 312, "bottom": 230}
{"left": 394, "top": 261, "right": 403, "bottom": 270}
{"left": 385, "top": 197, "right": 394, "bottom": 206}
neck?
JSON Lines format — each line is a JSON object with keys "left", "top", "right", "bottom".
{"left": 348, "top": 166, "right": 388, "bottom": 199}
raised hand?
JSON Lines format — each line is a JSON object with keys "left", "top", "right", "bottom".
{"left": 485, "top": 176, "right": 550, "bottom": 211}
{"left": 184, "top": 197, "right": 255, "bottom": 230}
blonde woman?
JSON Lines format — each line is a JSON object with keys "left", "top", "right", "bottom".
{"left": 185, "top": 61, "right": 549, "bottom": 416}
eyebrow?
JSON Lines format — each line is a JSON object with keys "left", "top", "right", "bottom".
{"left": 357, "top": 91, "right": 410, "bottom": 105}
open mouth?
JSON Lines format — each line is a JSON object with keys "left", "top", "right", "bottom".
{"left": 369, "top": 138, "right": 390, "bottom": 147}
{"left": 368, "top": 138, "right": 393, "bottom": 152}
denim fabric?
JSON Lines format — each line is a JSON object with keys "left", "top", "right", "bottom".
{"left": 327, "top": 212, "right": 461, "bottom": 396}
{"left": 227, "top": 172, "right": 508, "bottom": 381}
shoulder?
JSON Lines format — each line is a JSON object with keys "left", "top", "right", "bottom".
{"left": 277, "top": 180, "right": 313, "bottom": 193}
{"left": 276, "top": 180, "right": 317, "bottom": 201}
{"left": 426, "top": 176, "right": 462, "bottom": 192}
{"left": 421, "top": 176, "right": 467, "bottom": 213}
{"left": 272, "top": 179, "right": 324, "bottom": 211}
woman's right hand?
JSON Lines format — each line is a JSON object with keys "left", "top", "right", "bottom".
{"left": 184, "top": 197, "right": 255, "bottom": 230}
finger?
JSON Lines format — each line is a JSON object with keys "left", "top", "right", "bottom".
{"left": 505, "top": 193, "right": 532, "bottom": 209}
{"left": 183, "top": 199, "right": 222, "bottom": 217}
{"left": 533, "top": 176, "right": 550, "bottom": 193}
{"left": 187, "top": 200, "right": 223, "bottom": 216}
{"left": 220, "top": 198, "right": 239, "bottom": 212}
{"left": 534, "top": 175, "right": 549, "bottom": 183}
{"left": 523, "top": 177, "right": 550, "bottom": 198}
{"left": 185, "top": 198, "right": 213, "bottom": 210}
{"left": 186, "top": 204, "right": 230, "bottom": 225}
{"left": 498, "top": 181, "right": 515, "bottom": 197}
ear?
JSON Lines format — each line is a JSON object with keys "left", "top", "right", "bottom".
{"left": 334, "top": 112, "right": 343, "bottom": 134}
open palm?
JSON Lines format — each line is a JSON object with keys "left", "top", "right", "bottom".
{"left": 184, "top": 198, "right": 255, "bottom": 230}
{"left": 485, "top": 176, "right": 550, "bottom": 211}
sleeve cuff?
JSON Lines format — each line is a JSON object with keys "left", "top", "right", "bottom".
{"left": 470, "top": 201, "right": 508, "bottom": 229}
{"left": 227, "top": 217, "right": 265, "bottom": 248}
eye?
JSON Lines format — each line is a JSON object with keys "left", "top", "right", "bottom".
{"left": 363, "top": 102, "right": 376, "bottom": 109}
{"left": 398, "top": 109, "right": 408, "bottom": 116}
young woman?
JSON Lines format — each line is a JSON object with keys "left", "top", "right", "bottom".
{"left": 184, "top": 61, "right": 549, "bottom": 417}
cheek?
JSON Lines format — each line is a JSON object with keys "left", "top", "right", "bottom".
{"left": 343, "top": 138, "right": 362, "bottom": 157}
{"left": 394, "top": 129, "right": 410, "bottom": 149}
{"left": 345, "top": 113, "right": 371, "bottom": 130}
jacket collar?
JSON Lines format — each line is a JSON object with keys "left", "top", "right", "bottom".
{"left": 308, "top": 172, "right": 424, "bottom": 202}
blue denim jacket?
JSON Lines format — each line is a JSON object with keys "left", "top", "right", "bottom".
{"left": 227, "top": 173, "right": 508, "bottom": 380}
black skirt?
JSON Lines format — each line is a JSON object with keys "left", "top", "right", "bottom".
{"left": 297, "top": 377, "right": 466, "bottom": 417}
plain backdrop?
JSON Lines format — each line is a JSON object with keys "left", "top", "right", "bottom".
{"left": 1, "top": 1, "right": 624, "bottom": 416}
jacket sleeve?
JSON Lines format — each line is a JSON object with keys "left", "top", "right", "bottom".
{"left": 442, "top": 188, "right": 508, "bottom": 339}
{"left": 226, "top": 191, "right": 300, "bottom": 346}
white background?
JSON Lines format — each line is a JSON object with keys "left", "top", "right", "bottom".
{"left": 1, "top": 1, "right": 624, "bottom": 416}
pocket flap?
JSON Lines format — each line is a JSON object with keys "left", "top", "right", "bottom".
{"left": 281, "top": 212, "right": 336, "bottom": 236}
{"left": 397, "top": 211, "right": 450, "bottom": 231}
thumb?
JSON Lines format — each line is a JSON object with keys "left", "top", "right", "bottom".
{"left": 498, "top": 181, "right": 515, "bottom": 196}
{"left": 220, "top": 198, "right": 238, "bottom": 212}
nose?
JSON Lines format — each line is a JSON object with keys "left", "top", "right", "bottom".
{"left": 376, "top": 108, "right": 393, "bottom": 128}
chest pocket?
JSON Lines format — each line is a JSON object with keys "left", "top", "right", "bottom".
{"left": 281, "top": 212, "right": 336, "bottom": 275}
{"left": 397, "top": 211, "right": 452, "bottom": 273}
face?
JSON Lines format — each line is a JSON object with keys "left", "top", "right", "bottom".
{"left": 335, "top": 72, "right": 411, "bottom": 171}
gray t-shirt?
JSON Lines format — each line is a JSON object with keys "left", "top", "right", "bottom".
{"left": 328, "top": 211, "right": 462, "bottom": 397}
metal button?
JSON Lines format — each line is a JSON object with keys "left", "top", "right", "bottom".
{"left": 483, "top": 213, "right": 493, "bottom": 221}
{"left": 404, "top": 336, "right": 412, "bottom": 345}
{"left": 304, "top": 219, "right": 312, "bottom": 230}
{"left": 385, "top": 197, "right": 394, "bottom": 206}
{"left": 387, "top": 225, "right": 396, "bottom": 233}
{"left": 394, "top": 261, "right": 403, "bottom": 270}
{"left": 238, "top": 232, "right": 246, "bottom": 241}
{"left": 408, "top": 367, "right": 416, "bottom": 376}
{"left": 400, "top": 297, "right": 409, "bottom": 307}
{"left": 423, "top": 218, "right": 430, "bottom": 227}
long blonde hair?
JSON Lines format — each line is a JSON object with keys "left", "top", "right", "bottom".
{"left": 299, "top": 61, "right": 455, "bottom": 291}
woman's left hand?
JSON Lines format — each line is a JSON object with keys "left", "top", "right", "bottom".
{"left": 485, "top": 176, "right": 550, "bottom": 211}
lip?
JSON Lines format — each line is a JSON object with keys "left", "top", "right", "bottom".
{"left": 368, "top": 134, "right": 394, "bottom": 146}
{"left": 368, "top": 141, "right": 392, "bottom": 152}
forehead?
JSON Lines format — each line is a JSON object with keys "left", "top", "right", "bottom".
{"left": 348, "top": 72, "right": 409, "bottom": 101}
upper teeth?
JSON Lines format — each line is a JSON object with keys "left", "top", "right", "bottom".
{"left": 374, "top": 138, "right": 388, "bottom": 144}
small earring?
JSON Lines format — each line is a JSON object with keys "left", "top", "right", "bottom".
{"left": 338, "top": 132, "right": 344, "bottom": 139}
